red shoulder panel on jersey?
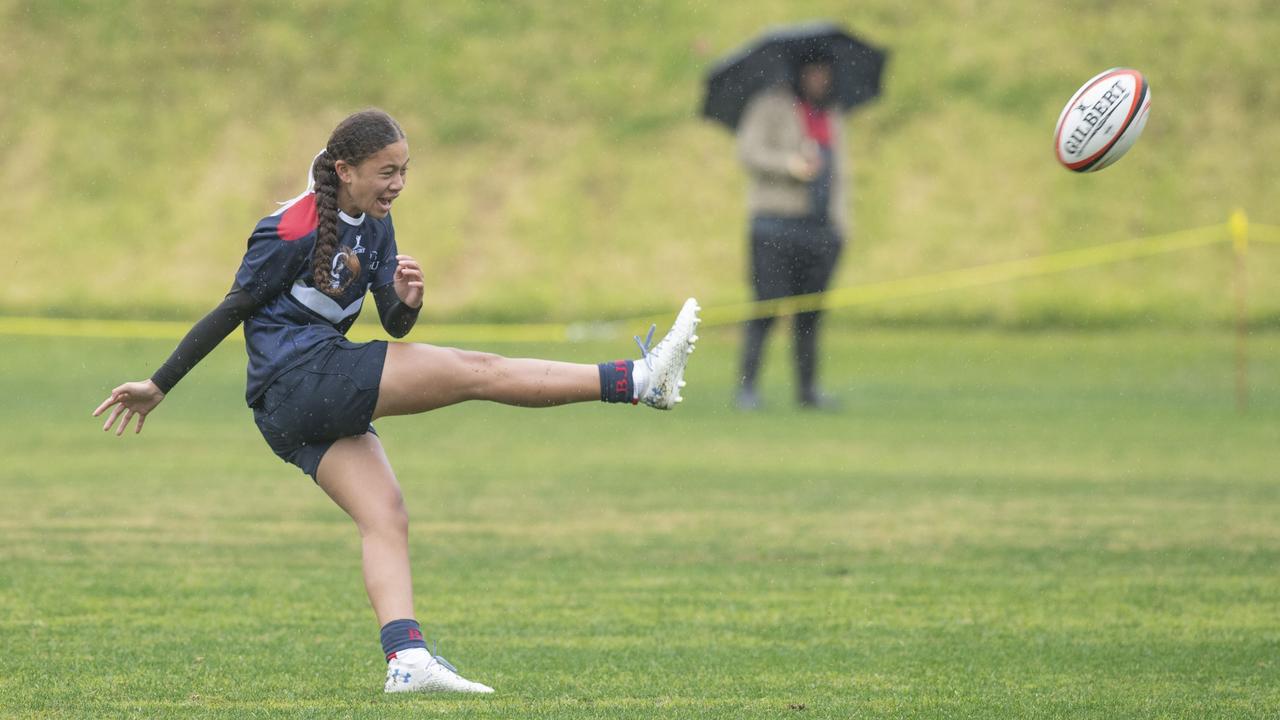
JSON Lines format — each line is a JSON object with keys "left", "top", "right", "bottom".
{"left": 277, "top": 193, "right": 319, "bottom": 242}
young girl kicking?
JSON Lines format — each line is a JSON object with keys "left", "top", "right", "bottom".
{"left": 93, "top": 108, "right": 699, "bottom": 694}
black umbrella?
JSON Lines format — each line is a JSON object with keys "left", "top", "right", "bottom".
{"left": 702, "top": 21, "right": 887, "bottom": 130}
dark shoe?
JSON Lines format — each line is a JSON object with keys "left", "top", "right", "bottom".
{"left": 735, "top": 388, "right": 763, "bottom": 411}
{"left": 798, "top": 391, "right": 841, "bottom": 411}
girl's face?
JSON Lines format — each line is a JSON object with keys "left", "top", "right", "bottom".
{"left": 335, "top": 138, "right": 409, "bottom": 219}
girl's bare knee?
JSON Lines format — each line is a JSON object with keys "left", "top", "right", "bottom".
{"left": 357, "top": 488, "right": 409, "bottom": 539}
{"left": 449, "top": 348, "right": 507, "bottom": 400}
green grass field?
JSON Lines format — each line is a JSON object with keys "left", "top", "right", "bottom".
{"left": 5, "top": 3, "right": 1277, "bottom": 716}
{"left": 2, "top": 328, "right": 1277, "bottom": 718}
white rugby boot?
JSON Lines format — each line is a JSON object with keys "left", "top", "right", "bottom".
{"left": 635, "top": 297, "right": 701, "bottom": 410}
{"left": 383, "top": 648, "right": 494, "bottom": 694}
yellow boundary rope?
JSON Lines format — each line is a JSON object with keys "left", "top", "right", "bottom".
{"left": 0, "top": 316, "right": 572, "bottom": 344}
{"left": 0, "top": 218, "right": 1263, "bottom": 343}
{"left": 689, "top": 223, "right": 1230, "bottom": 329}
{"left": 1250, "top": 223, "right": 1280, "bottom": 244}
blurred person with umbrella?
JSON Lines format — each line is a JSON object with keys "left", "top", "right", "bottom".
{"left": 703, "top": 22, "right": 885, "bottom": 410}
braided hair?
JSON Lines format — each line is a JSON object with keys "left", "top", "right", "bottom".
{"left": 310, "top": 109, "right": 405, "bottom": 296}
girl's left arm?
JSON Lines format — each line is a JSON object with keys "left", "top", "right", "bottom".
{"left": 372, "top": 254, "right": 423, "bottom": 338}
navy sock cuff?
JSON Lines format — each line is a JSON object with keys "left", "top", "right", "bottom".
{"left": 380, "top": 618, "right": 427, "bottom": 659}
{"left": 598, "top": 360, "right": 635, "bottom": 404}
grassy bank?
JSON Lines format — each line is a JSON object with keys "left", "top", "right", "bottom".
{"left": 2, "top": 1, "right": 1278, "bottom": 325}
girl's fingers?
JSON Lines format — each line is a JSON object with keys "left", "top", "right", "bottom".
{"left": 93, "top": 392, "right": 120, "bottom": 417}
{"left": 102, "top": 404, "right": 123, "bottom": 432}
{"left": 94, "top": 383, "right": 157, "bottom": 436}
{"left": 117, "top": 410, "right": 136, "bottom": 437}
{"left": 117, "top": 407, "right": 134, "bottom": 435}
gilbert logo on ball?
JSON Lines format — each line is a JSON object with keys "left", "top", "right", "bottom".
{"left": 1054, "top": 68, "right": 1151, "bottom": 172}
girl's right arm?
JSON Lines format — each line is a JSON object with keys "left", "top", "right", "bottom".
{"left": 97, "top": 203, "right": 314, "bottom": 436}
{"left": 92, "top": 285, "right": 259, "bottom": 436}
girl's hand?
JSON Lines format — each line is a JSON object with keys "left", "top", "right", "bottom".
{"left": 93, "top": 380, "right": 165, "bottom": 436}
{"left": 393, "top": 254, "right": 424, "bottom": 309}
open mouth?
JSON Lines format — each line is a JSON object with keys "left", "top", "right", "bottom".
{"left": 376, "top": 196, "right": 395, "bottom": 212}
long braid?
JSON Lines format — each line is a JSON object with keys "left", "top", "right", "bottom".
{"left": 311, "top": 151, "right": 341, "bottom": 293}
{"left": 309, "top": 109, "right": 405, "bottom": 297}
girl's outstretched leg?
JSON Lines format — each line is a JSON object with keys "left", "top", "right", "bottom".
{"left": 375, "top": 345, "right": 598, "bottom": 416}
{"left": 374, "top": 298, "right": 701, "bottom": 418}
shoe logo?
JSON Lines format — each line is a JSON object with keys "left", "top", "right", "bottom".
{"left": 390, "top": 668, "right": 412, "bottom": 684}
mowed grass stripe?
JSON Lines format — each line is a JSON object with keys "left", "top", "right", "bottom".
{"left": 1, "top": 330, "right": 1277, "bottom": 718}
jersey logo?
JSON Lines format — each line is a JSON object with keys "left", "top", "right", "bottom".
{"left": 348, "top": 232, "right": 383, "bottom": 270}
{"left": 328, "top": 244, "right": 362, "bottom": 293}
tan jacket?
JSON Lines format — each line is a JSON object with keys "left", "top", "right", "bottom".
{"left": 736, "top": 86, "right": 847, "bottom": 233}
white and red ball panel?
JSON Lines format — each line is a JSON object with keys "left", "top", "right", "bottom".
{"left": 1054, "top": 68, "right": 1151, "bottom": 172}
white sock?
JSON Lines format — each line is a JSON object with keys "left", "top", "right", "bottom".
{"left": 632, "top": 360, "right": 650, "bottom": 400}
{"left": 396, "top": 647, "right": 432, "bottom": 664}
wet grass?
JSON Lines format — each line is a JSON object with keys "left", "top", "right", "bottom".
{"left": 2, "top": 328, "right": 1278, "bottom": 718}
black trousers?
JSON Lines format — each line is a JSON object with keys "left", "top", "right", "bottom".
{"left": 740, "top": 216, "right": 843, "bottom": 399}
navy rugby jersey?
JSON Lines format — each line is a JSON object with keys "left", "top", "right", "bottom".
{"left": 235, "top": 193, "right": 398, "bottom": 406}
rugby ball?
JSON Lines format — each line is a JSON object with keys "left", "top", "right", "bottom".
{"left": 1054, "top": 68, "right": 1151, "bottom": 172}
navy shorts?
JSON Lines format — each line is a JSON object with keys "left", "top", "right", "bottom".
{"left": 252, "top": 339, "right": 388, "bottom": 480}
